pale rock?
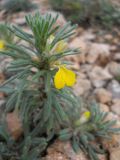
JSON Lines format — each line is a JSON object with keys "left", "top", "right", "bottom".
{"left": 105, "top": 112, "right": 119, "bottom": 121}
{"left": 6, "top": 111, "right": 23, "bottom": 140}
{"left": 69, "top": 37, "right": 90, "bottom": 54}
{"left": 112, "top": 99, "right": 120, "bottom": 104}
{"left": 12, "top": 17, "right": 26, "bottom": 25}
{"left": 107, "top": 80, "right": 120, "bottom": 99}
{"left": 65, "top": 55, "right": 78, "bottom": 63}
{"left": 86, "top": 43, "right": 110, "bottom": 64}
{"left": 97, "top": 44, "right": 110, "bottom": 54}
{"left": 114, "top": 53, "right": 120, "bottom": 61}
{"left": 76, "top": 72, "right": 87, "bottom": 79}
{"left": 74, "top": 78, "right": 91, "bottom": 96}
{"left": 104, "top": 34, "right": 113, "bottom": 41}
{"left": 110, "top": 148, "right": 120, "bottom": 160}
{"left": 98, "top": 155, "right": 107, "bottom": 160}
{"left": 79, "top": 53, "right": 86, "bottom": 64}
{"left": 11, "top": 11, "right": 26, "bottom": 19}
{"left": 71, "top": 63, "right": 80, "bottom": 70}
{"left": 102, "top": 131, "right": 120, "bottom": 160}
{"left": 95, "top": 88, "right": 112, "bottom": 104}
{"left": 102, "top": 134, "right": 120, "bottom": 153}
{"left": 44, "top": 140, "right": 88, "bottom": 160}
{"left": 110, "top": 0, "right": 120, "bottom": 7}
{"left": 108, "top": 61, "right": 120, "bottom": 77}
{"left": 96, "top": 54, "right": 110, "bottom": 67}
{"left": 44, "top": 140, "right": 107, "bottom": 160}
{"left": 74, "top": 87, "right": 84, "bottom": 96}
{"left": 65, "top": 53, "right": 85, "bottom": 65}
{"left": 99, "top": 103, "right": 109, "bottom": 112}
{"left": 86, "top": 51, "right": 99, "bottom": 64}
{"left": 80, "top": 64, "right": 93, "bottom": 73}
{"left": 112, "top": 38, "right": 119, "bottom": 45}
{"left": 111, "top": 99, "right": 120, "bottom": 115}
{"left": 88, "top": 66, "right": 113, "bottom": 88}
{"left": 76, "top": 27, "right": 85, "bottom": 34}
{"left": 110, "top": 45, "right": 117, "bottom": 51}
{"left": 80, "top": 30, "right": 96, "bottom": 41}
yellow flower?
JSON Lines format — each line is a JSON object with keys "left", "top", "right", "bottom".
{"left": 75, "top": 111, "right": 91, "bottom": 126}
{"left": 48, "top": 35, "right": 68, "bottom": 54}
{"left": 83, "top": 111, "right": 91, "bottom": 119}
{"left": 54, "top": 40, "right": 68, "bottom": 53}
{"left": 0, "top": 40, "right": 5, "bottom": 51}
{"left": 54, "top": 66, "right": 76, "bottom": 89}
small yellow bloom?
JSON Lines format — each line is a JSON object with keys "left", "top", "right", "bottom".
{"left": 75, "top": 111, "right": 91, "bottom": 126}
{"left": 54, "top": 66, "right": 76, "bottom": 89}
{"left": 54, "top": 40, "right": 68, "bottom": 53}
{"left": 48, "top": 35, "right": 68, "bottom": 54}
{"left": 0, "top": 40, "right": 5, "bottom": 51}
{"left": 83, "top": 111, "right": 91, "bottom": 119}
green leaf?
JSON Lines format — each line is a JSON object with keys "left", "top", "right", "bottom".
{"left": 72, "top": 136, "right": 80, "bottom": 152}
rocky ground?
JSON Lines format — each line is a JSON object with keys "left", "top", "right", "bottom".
{"left": 0, "top": 0, "right": 120, "bottom": 159}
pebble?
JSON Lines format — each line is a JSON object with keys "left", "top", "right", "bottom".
{"left": 95, "top": 88, "right": 112, "bottom": 104}
{"left": 111, "top": 99, "right": 120, "bottom": 115}
{"left": 44, "top": 140, "right": 88, "bottom": 160}
{"left": 108, "top": 61, "right": 120, "bottom": 77}
{"left": 114, "top": 53, "right": 120, "bottom": 61}
{"left": 107, "top": 80, "right": 120, "bottom": 99}
{"left": 69, "top": 37, "right": 90, "bottom": 54}
{"left": 99, "top": 103, "right": 109, "bottom": 112}
{"left": 86, "top": 43, "right": 110, "bottom": 64}
{"left": 74, "top": 78, "right": 91, "bottom": 96}
{"left": 88, "top": 66, "right": 113, "bottom": 88}
{"left": 110, "top": 147, "right": 120, "bottom": 160}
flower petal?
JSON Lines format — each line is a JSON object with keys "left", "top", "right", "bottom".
{"left": 54, "top": 40, "right": 68, "bottom": 53}
{"left": 83, "top": 111, "right": 91, "bottom": 119}
{"left": 64, "top": 67, "right": 76, "bottom": 86}
{"left": 54, "top": 67, "right": 66, "bottom": 89}
{"left": 0, "top": 40, "right": 5, "bottom": 51}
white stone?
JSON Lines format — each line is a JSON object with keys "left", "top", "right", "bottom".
{"left": 69, "top": 37, "right": 90, "bottom": 54}
{"left": 99, "top": 103, "right": 110, "bottom": 112}
{"left": 88, "top": 66, "right": 113, "bottom": 88}
{"left": 86, "top": 43, "right": 110, "bottom": 64}
{"left": 111, "top": 99, "right": 120, "bottom": 115}
{"left": 114, "top": 53, "right": 120, "bottom": 61}
{"left": 74, "top": 78, "right": 91, "bottom": 96}
{"left": 95, "top": 88, "right": 112, "bottom": 104}
{"left": 107, "top": 80, "right": 120, "bottom": 99}
{"left": 108, "top": 61, "right": 120, "bottom": 77}
{"left": 110, "top": 147, "right": 120, "bottom": 160}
